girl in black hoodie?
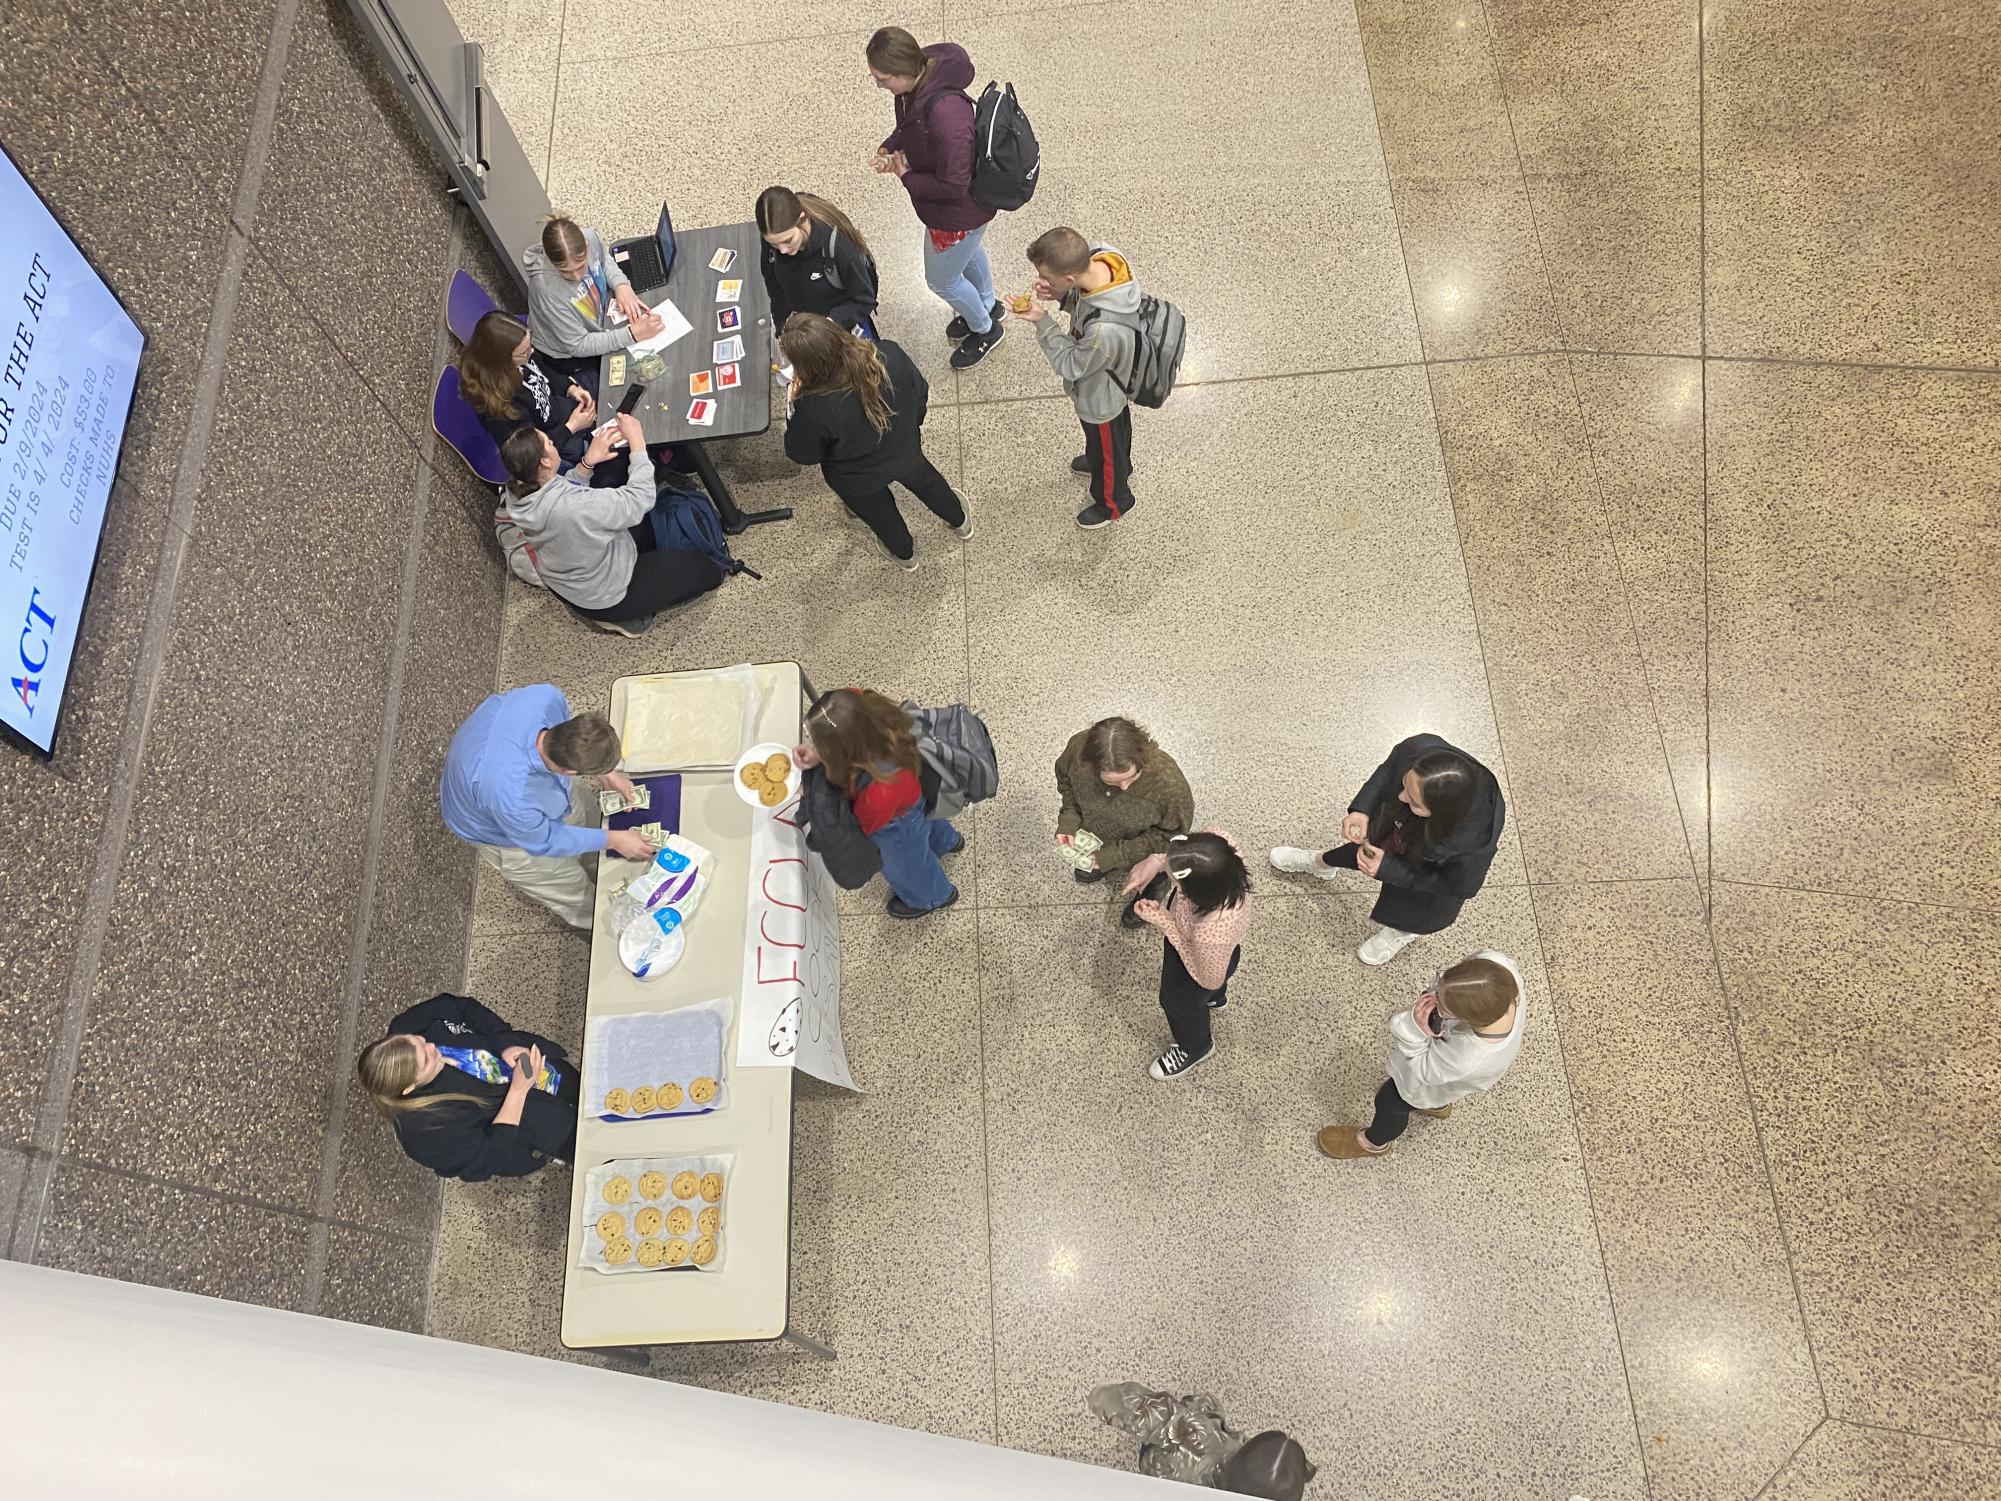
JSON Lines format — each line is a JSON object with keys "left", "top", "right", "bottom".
{"left": 1270, "top": 734, "right": 1507, "bottom": 966}
{"left": 781, "top": 313, "right": 970, "bottom": 570}
{"left": 357, "top": 994, "right": 580, "bottom": 1181}
{"left": 757, "top": 187, "right": 880, "bottom": 338}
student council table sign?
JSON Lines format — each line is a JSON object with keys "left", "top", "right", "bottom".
{"left": 736, "top": 795, "right": 850, "bottom": 1087}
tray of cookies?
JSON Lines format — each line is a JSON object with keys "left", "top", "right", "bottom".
{"left": 585, "top": 1000, "right": 730, "bottom": 1122}
{"left": 582, "top": 1155, "right": 732, "bottom": 1275}
{"left": 733, "top": 742, "right": 802, "bottom": 810}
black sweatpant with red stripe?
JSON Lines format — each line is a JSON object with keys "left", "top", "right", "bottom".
{"left": 1081, "top": 408, "right": 1136, "bottom": 518}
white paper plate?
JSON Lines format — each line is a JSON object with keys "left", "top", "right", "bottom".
{"left": 733, "top": 741, "right": 802, "bottom": 810}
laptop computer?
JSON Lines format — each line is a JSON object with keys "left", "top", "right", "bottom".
{"left": 610, "top": 203, "right": 676, "bottom": 293}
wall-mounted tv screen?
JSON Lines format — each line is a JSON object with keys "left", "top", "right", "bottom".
{"left": 1, "top": 143, "right": 145, "bottom": 755}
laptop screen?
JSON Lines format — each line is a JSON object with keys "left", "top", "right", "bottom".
{"left": 655, "top": 203, "right": 675, "bottom": 281}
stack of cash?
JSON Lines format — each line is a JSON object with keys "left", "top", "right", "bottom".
{"left": 1057, "top": 829, "right": 1105, "bottom": 871}
{"left": 600, "top": 783, "right": 654, "bottom": 818}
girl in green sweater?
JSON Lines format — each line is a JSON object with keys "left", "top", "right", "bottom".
{"left": 1054, "top": 716, "right": 1195, "bottom": 927}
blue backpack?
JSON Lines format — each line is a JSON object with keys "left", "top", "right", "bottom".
{"left": 655, "top": 481, "right": 761, "bottom": 580}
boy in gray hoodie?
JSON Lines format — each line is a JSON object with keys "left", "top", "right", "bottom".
{"left": 1016, "top": 226, "right": 1143, "bottom": 528}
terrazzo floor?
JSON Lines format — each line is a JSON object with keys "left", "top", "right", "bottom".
{"left": 430, "top": 1, "right": 2001, "bottom": 1496}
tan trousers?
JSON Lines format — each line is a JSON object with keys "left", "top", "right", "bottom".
{"left": 478, "top": 843, "right": 596, "bottom": 930}
{"left": 478, "top": 780, "right": 599, "bottom": 930}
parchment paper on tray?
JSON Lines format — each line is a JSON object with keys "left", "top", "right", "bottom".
{"left": 585, "top": 999, "right": 730, "bottom": 1121}
{"left": 619, "top": 664, "right": 767, "bottom": 771}
{"left": 581, "top": 1154, "right": 733, "bottom": 1275}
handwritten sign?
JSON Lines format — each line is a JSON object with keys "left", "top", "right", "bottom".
{"left": 736, "top": 795, "right": 851, "bottom": 1088}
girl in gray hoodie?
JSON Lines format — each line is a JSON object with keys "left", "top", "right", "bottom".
{"left": 496, "top": 415, "right": 724, "bottom": 628}
{"left": 522, "top": 216, "right": 664, "bottom": 386}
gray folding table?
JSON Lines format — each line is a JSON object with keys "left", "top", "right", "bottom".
{"left": 602, "top": 220, "right": 791, "bottom": 534}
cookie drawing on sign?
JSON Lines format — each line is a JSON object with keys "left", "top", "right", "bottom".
{"left": 768, "top": 998, "right": 802, "bottom": 1057}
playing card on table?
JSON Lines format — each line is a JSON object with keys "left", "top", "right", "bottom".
{"left": 716, "top": 363, "right": 741, "bottom": 390}
{"left": 708, "top": 248, "right": 737, "bottom": 273}
{"left": 689, "top": 370, "right": 713, "bottom": 396}
{"left": 712, "top": 335, "right": 744, "bottom": 364}
{"left": 716, "top": 279, "right": 742, "bottom": 303}
{"left": 715, "top": 307, "right": 741, "bottom": 333}
{"left": 687, "top": 398, "right": 717, "bottom": 425}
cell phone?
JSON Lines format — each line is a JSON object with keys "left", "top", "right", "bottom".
{"left": 617, "top": 382, "right": 647, "bottom": 416}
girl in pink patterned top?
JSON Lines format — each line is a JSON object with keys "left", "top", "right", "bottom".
{"left": 1123, "top": 831, "right": 1254, "bottom": 1080}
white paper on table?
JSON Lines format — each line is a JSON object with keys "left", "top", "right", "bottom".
{"left": 628, "top": 298, "right": 693, "bottom": 354}
{"left": 617, "top": 664, "right": 767, "bottom": 771}
{"left": 736, "top": 795, "right": 851, "bottom": 1088}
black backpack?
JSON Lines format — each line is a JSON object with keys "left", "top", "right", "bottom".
{"left": 1097, "top": 294, "right": 1188, "bottom": 409}
{"left": 968, "top": 82, "right": 1040, "bottom": 211}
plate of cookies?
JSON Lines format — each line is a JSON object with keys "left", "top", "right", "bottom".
{"left": 734, "top": 741, "right": 801, "bottom": 810}
{"left": 582, "top": 1155, "right": 731, "bottom": 1275}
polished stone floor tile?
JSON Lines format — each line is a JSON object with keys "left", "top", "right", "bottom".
{"left": 59, "top": 262, "right": 416, "bottom": 1206}
{"left": 443, "top": 0, "right": 563, "bottom": 178}
{"left": 1393, "top": 177, "right": 1562, "bottom": 359}
{"left": 1429, "top": 355, "right": 1694, "bottom": 883}
{"left": 1713, "top": 884, "right": 2001, "bottom": 1444}
{"left": 1704, "top": 0, "right": 2001, "bottom": 366}
{"left": 563, "top": 0, "right": 929, "bottom": 58}
{"left": 37, "top": 1161, "right": 313, "bottom": 1310}
{"left": 1482, "top": 0, "right": 1695, "bottom": 181}
{"left": 462, "top": 926, "right": 594, "bottom": 1057}
{"left": 1568, "top": 355, "right": 1708, "bottom": 877}
{"left": 1706, "top": 362, "right": 2001, "bottom": 906}
{"left": 1764, "top": 1420, "right": 2001, "bottom": 1500}
{"left": 1526, "top": 170, "right": 1700, "bottom": 353}
{"left": 977, "top": 890, "right": 1647, "bottom": 1500}
{"left": 1532, "top": 880, "right": 1820, "bottom": 1499}
{"left": 254, "top": 1, "right": 459, "bottom": 450}
{"left": 318, "top": 1224, "right": 433, "bottom": 1334}
{"left": 1353, "top": 0, "right": 1522, "bottom": 181}
{"left": 955, "top": 370, "right": 1526, "bottom": 908}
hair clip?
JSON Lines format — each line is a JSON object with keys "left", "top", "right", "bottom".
{"left": 1170, "top": 866, "right": 1193, "bottom": 881}
{"left": 1168, "top": 833, "right": 1189, "bottom": 843}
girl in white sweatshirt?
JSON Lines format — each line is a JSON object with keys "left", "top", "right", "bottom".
{"left": 1318, "top": 949, "right": 1524, "bottom": 1160}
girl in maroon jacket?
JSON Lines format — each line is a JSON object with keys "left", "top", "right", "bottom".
{"left": 866, "top": 28, "right": 1005, "bottom": 370}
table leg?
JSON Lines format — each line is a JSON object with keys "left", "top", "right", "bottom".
{"left": 780, "top": 1323, "right": 837, "bottom": 1361}
{"left": 598, "top": 1345, "right": 652, "bottom": 1373}
{"left": 686, "top": 440, "right": 792, "bottom": 535}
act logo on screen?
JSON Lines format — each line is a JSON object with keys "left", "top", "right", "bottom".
{"left": 11, "top": 585, "right": 54, "bottom": 716}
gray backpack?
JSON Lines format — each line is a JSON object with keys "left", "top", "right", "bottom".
{"left": 1098, "top": 293, "right": 1187, "bottom": 409}
{"left": 903, "top": 702, "right": 999, "bottom": 821}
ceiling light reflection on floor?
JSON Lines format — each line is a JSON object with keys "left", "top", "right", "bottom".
{"left": 1047, "top": 1245, "right": 1081, "bottom": 1281}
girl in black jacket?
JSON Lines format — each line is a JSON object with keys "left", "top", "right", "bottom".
{"left": 458, "top": 310, "right": 631, "bottom": 488}
{"left": 757, "top": 187, "right": 880, "bottom": 338}
{"left": 780, "top": 313, "right": 970, "bottom": 570}
{"left": 357, "top": 993, "right": 580, "bottom": 1181}
{"left": 1270, "top": 734, "right": 1506, "bottom": 966}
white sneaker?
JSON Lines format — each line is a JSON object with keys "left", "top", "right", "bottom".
{"left": 1270, "top": 845, "right": 1339, "bottom": 879}
{"left": 950, "top": 495, "right": 973, "bottom": 539}
{"left": 1357, "top": 925, "right": 1420, "bottom": 966}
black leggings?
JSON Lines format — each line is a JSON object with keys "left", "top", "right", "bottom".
{"left": 1158, "top": 939, "right": 1240, "bottom": 1055}
{"left": 837, "top": 450, "right": 965, "bottom": 561}
{"left": 569, "top": 507, "right": 724, "bottom": 623}
{"left": 1363, "top": 1078, "right": 1415, "bottom": 1147}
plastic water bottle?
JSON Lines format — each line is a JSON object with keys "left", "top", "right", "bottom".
{"left": 606, "top": 846, "right": 694, "bottom": 930}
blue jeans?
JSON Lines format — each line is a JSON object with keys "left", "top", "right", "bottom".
{"left": 872, "top": 805, "right": 960, "bottom": 910}
{"left": 923, "top": 225, "right": 994, "bottom": 333}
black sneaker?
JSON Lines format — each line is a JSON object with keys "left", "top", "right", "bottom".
{"left": 1148, "top": 1042, "right": 1213, "bottom": 1081}
{"left": 1071, "top": 453, "right": 1092, "bottom": 473}
{"left": 1072, "top": 867, "right": 1108, "bottom": 884}
{"left": 946, "top": 301, "right": 1005, "bottom": 341}
{"left": 949, "top": 322, "right": 1005, "bottom": 369}
{"left": 1207, "top": 992, "right": 1229, "bottom": 1011}
{"left": 1077, "top": 501, "right": 1130, "bottom": 528}
{"left": 887, "top": 886, "right": 959, "bottom": 919}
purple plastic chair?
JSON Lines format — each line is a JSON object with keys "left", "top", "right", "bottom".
{"left": 433, "top": 367, "right": 510, "bottom": 485}
{"left": 446, "top": 269, "right": 504, "bottom": 345}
